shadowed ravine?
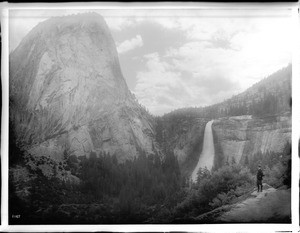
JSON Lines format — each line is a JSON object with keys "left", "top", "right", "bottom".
{"left": 191, "top": 120, "right": 215, "bottom": 182}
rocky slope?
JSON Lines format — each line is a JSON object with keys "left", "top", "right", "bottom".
{"left": 10, "top": 13, "right": 157, "bottom": 163}
{"left": 193, "top": 183, "right": 291, "bottom": 223}
{"left": 217, "top": 186, "right": 291, "bottom": 223}
{"left": 212, "top": 113, "right": 291, "bottom": 165}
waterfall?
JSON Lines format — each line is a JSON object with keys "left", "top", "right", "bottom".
{"left": 191, "top": 120, "right": 215, "bottom": 182}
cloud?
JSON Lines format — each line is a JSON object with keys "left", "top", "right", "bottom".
{"left": 133, "top": 53, "right": 191, "bottom": 115}
{"left": 165, "top": 17, "right": 292, "bottom": 91}
{"left": 133, "top": 52, "right": 238, "bottom": 115}
{"left": 117, "top": 35, "right": 143, "bottom": 54}
{"left": 105, "top": 17, "right": 136, "bottom": 31}
{"left": 134, "top": 16, "right": 292, "bottom": 116}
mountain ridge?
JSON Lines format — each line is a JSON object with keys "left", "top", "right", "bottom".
{"left": 162, "top": 63, "right": 291, "bottom": 119}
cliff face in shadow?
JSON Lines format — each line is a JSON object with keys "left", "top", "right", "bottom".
{"left": 155, "top": 114, "right": 208, "bottom": 176}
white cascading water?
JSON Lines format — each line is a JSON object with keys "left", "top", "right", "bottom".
{"left": 191, "top": 120, "right": 215, "bottom": 182}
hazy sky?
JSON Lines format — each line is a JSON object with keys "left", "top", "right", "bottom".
{"left": 9, "top": 9, "right": 293, "bottom": 115}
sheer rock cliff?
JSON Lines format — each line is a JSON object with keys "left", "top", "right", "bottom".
{"left": 212, "top": 114, "right": 291, "bottom": 165}
{"left": 10, "top": 13, "right": 157, "bottom": 162}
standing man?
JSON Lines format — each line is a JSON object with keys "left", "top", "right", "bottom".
{"left": 256, "top": 164, "right": 264, "bottom": 192}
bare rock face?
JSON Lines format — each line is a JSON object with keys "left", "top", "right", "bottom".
{"left": 212, "top": 113, "right": 291, "bottom": 164}
{"left": 10, "top": 13, "right": 156, "bottom": 161}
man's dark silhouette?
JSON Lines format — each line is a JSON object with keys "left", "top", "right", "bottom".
{"left": 256, "top": 165, "right": 264, "bottom": 192}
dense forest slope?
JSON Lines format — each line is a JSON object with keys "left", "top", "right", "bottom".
{"left": 208, "top": 64, "right": 291, "bottom": 118}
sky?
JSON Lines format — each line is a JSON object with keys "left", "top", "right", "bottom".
{"left": 9, "top": 8, "right": 293, "bottom": 116}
